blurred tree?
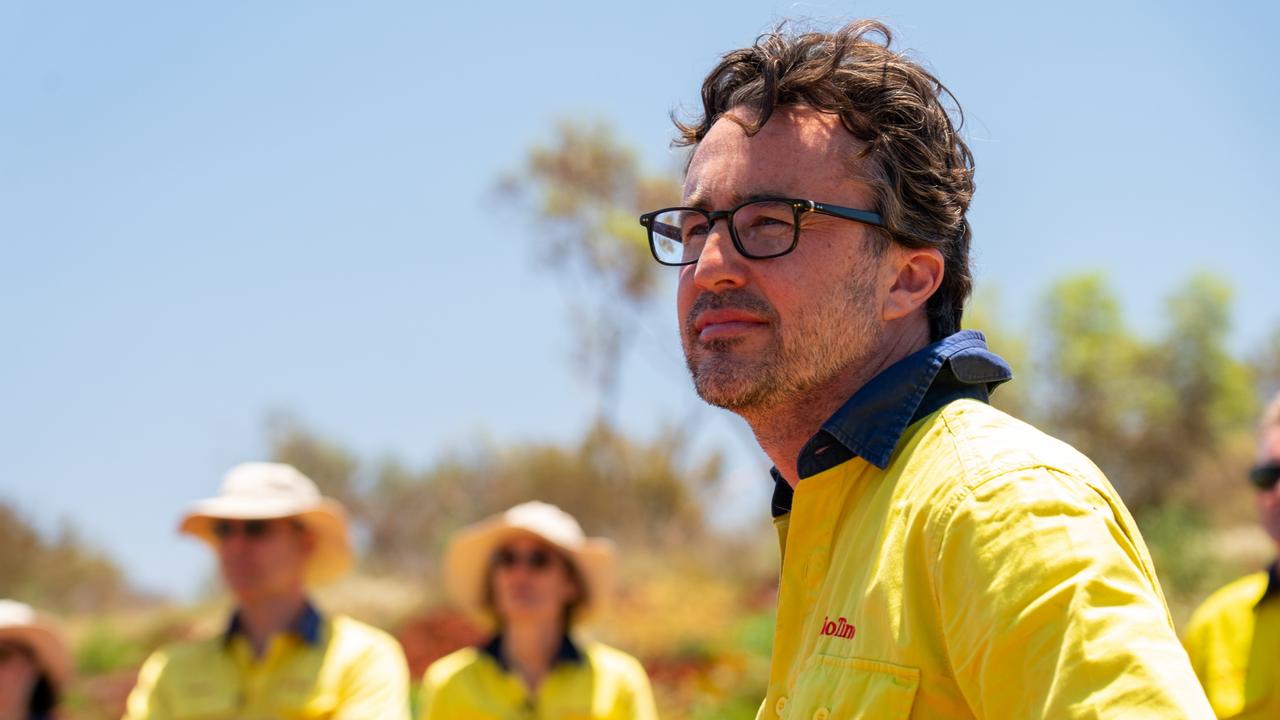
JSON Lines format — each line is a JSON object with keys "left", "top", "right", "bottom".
{"left": 1038, "top": 274, "right": 1153, "bottom": 500}
{"left": 1253, "top": 324, "right": 1280, "bottom": 403}
{"left": 962, "top": 289, "right": 1029, "bottom": 419}
{"left": 270, "top": 422, "right": 721, "bottom": 583}
{"left": 1140, "top": 274, "right": 1256, "bottom": 492}
{"left": 1035, "top": 272, "right": 1255, "bottom": 510}
{"left": 0, "top": 503, "right": 137, "bottom": 612}
{"left": 500, "top": 120, "right": 681, "bottom": 421}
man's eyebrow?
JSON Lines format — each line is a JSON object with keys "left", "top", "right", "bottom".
{"left": 683, "top": 189, "right": 789, "bottom": 210}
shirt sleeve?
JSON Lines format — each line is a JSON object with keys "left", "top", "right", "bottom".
{"left": 122, "top": 649, "right": 173, "bottom": 720}
{"left": 333, "top": 636, "right": 411, "bottom": 720}
{"left": 622, "top": 655, "right": 659, "bottom": 720}
{"left": 931, "top": 466, "right": 1214, "bottom": 719}
{"left": 415, "top": 664, "right": 451, "bottom": 720}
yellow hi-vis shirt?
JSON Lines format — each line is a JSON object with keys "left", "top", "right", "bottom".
{"left": 762, "top": 396, "right": 1213, "bottom": 718}
{"left": 124, "top": 605, "right": 410, "bottom": 720}
{"left": 418, "top": 634, "right": 657, "bottom": 720}
{"left": 1183, "top": 567, "right": 1280, "bottom": 718}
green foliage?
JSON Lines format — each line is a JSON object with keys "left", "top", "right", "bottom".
{"left": 0, "top": 504, "right": 137, "bottom": 613}
{"left": 75, "top": 622, "right": 147, "bottom": 674}
{"left": 269, "top": 420, "right": 722, "bottom": 582}
{"left": 1030, "top": 272, "right": 1259, "bottom": 509}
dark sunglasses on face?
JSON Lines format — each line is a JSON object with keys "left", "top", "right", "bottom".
{"left": 1250, "top": 463, "right": 1280, "bottom": 491}
{"left": 493, "top": 547, "right": 554, "bottom": 571}
{"left": 212, "top": 519, "right": 275, "bottom": 540}
{"left": 0, "top": 641, "right": 33, "bottom": 665}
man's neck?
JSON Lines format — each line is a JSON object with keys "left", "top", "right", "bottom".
{"left": 502, "top": 620, "right": 565, "bottom": 692}
{"left": 235, "top": 591, "right": 308, "bottom": 657}
{"left": 748, "top": 324, "right": 932, "bottom": 488}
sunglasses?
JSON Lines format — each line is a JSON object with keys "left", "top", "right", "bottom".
{"left": 493, "top": 547, "right": 555, "bottom": 571}
{"left": 0, "top": 642, "right": 32, "bottom": 665}
{"left": 212, "top": 519, "right": 276, "bottom": 540}
{"left": 1250, "top": 463, "right": 1280, "bottom": 491}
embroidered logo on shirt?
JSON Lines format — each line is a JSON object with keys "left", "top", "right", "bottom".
{"left": 820, "top": 616, "right": 856, "bottom": 640}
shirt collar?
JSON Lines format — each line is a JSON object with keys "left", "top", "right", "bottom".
{"left": 224, "top": 600, "right": 324, "bottom": 647}
{"left": 481, "top": 632, "right": 584, "bottom": 672}
{"left": 771, "top": 330, "right": 1012, "bottom": 517}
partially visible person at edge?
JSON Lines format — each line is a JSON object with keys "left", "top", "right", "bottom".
{"left": 418, "top": 501, "right": 657, "bottom": 720}
{"left": 0, "top": 600, "right": 71, "bottom": 720}
{"left": 123, "top": 462, "right": 411, "bottom": 719}
{"left": 639, "top": 19, "right": 1213, "bottom": 718}
{"left": 1184, "top": 392, "right": 1280, "bottom": 718}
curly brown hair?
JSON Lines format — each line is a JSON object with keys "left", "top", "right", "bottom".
{"left": 675, "top": 20, "right": 975, "bottom": 339}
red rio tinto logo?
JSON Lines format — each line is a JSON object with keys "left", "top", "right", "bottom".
{"left": 819, "top": 616, "right": 856, "bottom": 640}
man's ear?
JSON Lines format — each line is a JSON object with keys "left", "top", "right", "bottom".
{"left": 883, "top": 246, "right": 945, "bottom": 322}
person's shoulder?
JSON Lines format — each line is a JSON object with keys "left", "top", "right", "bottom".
{"left": 422, "top": 645, "right": 485, "bottom": 687}
{"left": 1187, "top": 571, "right": 1271, "bottom": 631}
{"left": 581, "top": 641, "right": 647, "bottom": 676}
{"left": 930, "top": 399, "right": 1096, "bottom": 480}
{"left": 329, "top": 613, "right": 400, "bottom": 648}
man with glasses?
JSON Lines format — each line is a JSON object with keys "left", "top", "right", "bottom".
{"left": 643, "top": 20, "right": 1211, "bottom": 718}
{"left": 124, "top": 462, "right": 411, "bottom": 719}
{"left": 1184, "top": 393, "right": 1280, "bottom": 718}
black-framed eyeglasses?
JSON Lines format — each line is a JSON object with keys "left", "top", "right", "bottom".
{"left": 1249, "top": 463, "right": 1280, "bottom": 490}
{"left": 638, "top": 197, "right": 885, "bottom": 267}
{"left": 493, "top": 547, "right": 555, "bottom": 571}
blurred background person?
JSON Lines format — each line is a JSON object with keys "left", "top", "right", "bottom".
{"left": 0, "top": 600, "right": 70, "bottom": 720}
{"left": 1185, "top": 392, "right": 1280, "bottom": 719}
{"left": 123, "top": 462, "right": 410, "bottom": 719}
{"left": 418, "top": 501, "right": 656, "bottom": 720}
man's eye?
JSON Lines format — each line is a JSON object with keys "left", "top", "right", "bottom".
{"left": 684, "top": 222, "right": 711, "bottom": 238}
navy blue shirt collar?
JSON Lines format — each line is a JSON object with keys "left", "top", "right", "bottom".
{"left": 481, "top": 632, "right": 584, "bottom": 671}
{"left": 772, "top": 330, "right": 1012, "bottom": 517}
{"left": 224, "top": 600, "right": 324, "bottom": 647}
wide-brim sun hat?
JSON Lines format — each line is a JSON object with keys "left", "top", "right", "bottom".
{"left": 0, "top": 600, "right": 72, "bottom": 693}
{"left": 179, "top": 462, "right": 354, "bottom": 585}
{"left": 444, "top": 501, "right": 615, "bottom": 630}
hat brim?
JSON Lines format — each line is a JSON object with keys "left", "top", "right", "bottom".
{"left": 179, "top": 498, "right": 353, "bottom": 585}
{"left": 0, "top": 622, "right": 72, "bottom": 691}
{"left": 444, "top": 523, "right": 615, "bottom": 631}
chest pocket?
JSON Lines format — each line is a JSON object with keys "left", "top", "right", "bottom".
{"left": 787, "top": 655, "right": 919, "bottom": 719}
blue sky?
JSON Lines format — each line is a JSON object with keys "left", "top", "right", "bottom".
{"left": 2, "top": 0, "right": 1276, "bottom": 599}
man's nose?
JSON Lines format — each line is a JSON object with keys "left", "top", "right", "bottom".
{"left": 691, "top": 220, "right": 748, "bottom": 290}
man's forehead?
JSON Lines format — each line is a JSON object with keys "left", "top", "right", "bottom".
{"left": 683, "top": 105, "right": 865, "bottom": 205}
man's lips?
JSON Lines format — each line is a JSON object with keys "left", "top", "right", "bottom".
{"left": 693, "top": 309, "right": 769, "bottom": 340}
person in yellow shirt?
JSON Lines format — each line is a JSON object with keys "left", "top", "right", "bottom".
{"left": 123, "top": 462, "right": 410, "bottom": 720}
{"left": 639, "top": 18, "right": 1213, "bottom": 719}
{"left": 418, "top": 501, "right": 657, "bottom": 720}
{"left": 0, "top": 600, "right": 71, "bottom": 720}
{"left": 1184, "top": 392, "right": 1280, "bottom": 718}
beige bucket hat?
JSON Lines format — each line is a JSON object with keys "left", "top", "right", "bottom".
{"left": 0, "top": 600, "right": 72, "bottom": 692}
{"left": 444, "top": 501, "right": 616, "bottom": 629}
{"left": 179, "top": 462, "right": 353, "bottom": 585}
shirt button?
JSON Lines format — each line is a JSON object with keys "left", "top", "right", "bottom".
{"left": 813, "top": 709, "right": 830, "bottom": 720}
{"left": 775, "top": 696, "right": 788, "bottom": 715}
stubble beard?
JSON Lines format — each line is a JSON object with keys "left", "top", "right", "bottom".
{"left": 682, "top": 271, "right": 882, "bottom": 417}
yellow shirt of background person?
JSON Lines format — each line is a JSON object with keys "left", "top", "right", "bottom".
{"left": 422, "top": 635, "right": 655, "bottom": 720}
{"left": 123, "top": 462, "right": 410, "bottom": 720}
{"left": 418, "top": 502, "right": 658, "bottom": 720}
{"left": 127, "top": 608, "right": 408, "bottom": 720}
{"left": 1184, "top": 570, "right": 1280, "bottom": 719}
{"left": 1184, "top": 397, "right": 1280, "bottom": 719}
